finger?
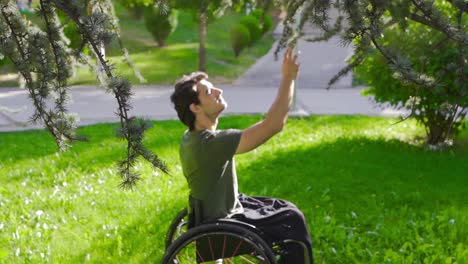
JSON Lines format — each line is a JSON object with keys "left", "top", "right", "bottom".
{"left": 293, "top": 53, "right": 299, "bottom": 63}
{"left": 283, "top": 46, "right": 291, "bottom": 60}
{"left": 287, "top": 45, "right": 295, "bottom": 59}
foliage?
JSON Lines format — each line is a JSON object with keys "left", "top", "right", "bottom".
{"left": 230, "top": 23, "right": 251, "bottom": 57}
{"left": 0, "top": 0, "right": 166, "bottom": 187}
{"left": 168, "top": 0, "right": 247, "bottom": 71}
{"left": 56, "top": 10, "right": 83, "bottom": 50}
{"left": 0, "top": 8, "right": 276, "bottom": 86}
{"left": 250, "top": 9, "right": 273, "bottom": 34}
{"left": 356, "top": 16, "right": 467, "bottom": 145}
{"left": 116, "top": 0, "right": 154, "bottom": 8}
{"left": 116, "top": 0, "right": 153, "bottom": 19}
{"left": 240, "top": 15, "right": 262, "bottom": 45}
{"left": 143, "top": 5, "right": 177, "bottom": 47}
{"left": 0, "top": 53, "right": 11, "bottom": 67}
{"left": 0, "top": 116, "right": 466, "bottom": 262}
{"left": 277, "top": 0, "right": 467, "bottom": 146}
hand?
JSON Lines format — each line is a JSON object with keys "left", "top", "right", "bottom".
{"left": 281, "top": 45, "right": 300, "bottom": 81}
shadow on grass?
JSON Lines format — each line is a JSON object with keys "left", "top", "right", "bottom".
{"left": 0, "top": 121, "right": 184, "bottom": 172}
{"left": 238, "top": 136, "right": 468, "bottom": 215}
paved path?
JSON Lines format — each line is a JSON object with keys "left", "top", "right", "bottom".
{"left": 0, "top": 20, "right": 404, "bottom": 132}
{"left": 0, "top": 85, "right": 403, "bottom": 132}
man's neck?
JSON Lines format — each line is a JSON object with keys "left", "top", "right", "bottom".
{"left": 194, "top": 116, "right": 218, "bottom": 131}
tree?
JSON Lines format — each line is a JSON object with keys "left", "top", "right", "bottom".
{"left": 277, "top": 0, "right": 467, "bottom": 146}
{"left": 0, "top": 0, "right": 166, "bottom": 188}
{"left": 144, "top": 4, "right": 177, "bottom": 47}
{"left": 169, "top": 0, "right": 273, "bottom": 71}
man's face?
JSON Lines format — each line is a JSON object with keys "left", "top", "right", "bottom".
{"left": 194, "top": 79, "right": 227, "bottom": 117}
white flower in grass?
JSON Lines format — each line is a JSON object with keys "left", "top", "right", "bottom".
{"left": 40, "top": 252, "right": 44, "bottom": 258}
{"left": 325, "top": 215, "right": 331, "bottom": 223}
{"left": 13, "top": 229, "right": 20, "bottom": 240}
{"left": 62, "top": 182, "right": 67, "bottom": 187}
{"left": 0, "top": 223, "right": 4, "bottom": 230}
{"left": 43, "top": 223, "right": 49, "bottom": 230}
{"left": 37, "top": 231, "right": 41, "bottom": 238}
{"left": 15, "top": 248, "right": 20, "bottom": 257}
{"left": 21, "top": 181, "right": 27, "bottom": 187}
{"left": 351, "top": 211, "right": 357, "bottom": 219}
{"left": 449, "top": 219, "right": 455, "bottom": 225}
{"left": 35, "top": 210, "right": 44, "bottom": 218}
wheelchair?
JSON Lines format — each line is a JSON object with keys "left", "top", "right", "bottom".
{"left": 163, "top": 197, "right": 312, "bottom": 264}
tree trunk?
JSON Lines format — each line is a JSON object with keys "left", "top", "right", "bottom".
{"left": 198, "top": 10, "right": 207, "bottom": 72}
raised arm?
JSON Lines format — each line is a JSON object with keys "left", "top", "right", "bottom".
{"left": 235, "top": 45, "right": 300, "bottom": 154}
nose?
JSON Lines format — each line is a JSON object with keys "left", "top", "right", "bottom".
{"left": 212, "top": 87, "right": 223, "bottom": 95}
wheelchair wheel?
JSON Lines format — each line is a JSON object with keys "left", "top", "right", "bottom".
{"left": 162, "top": 222, "right": 277, "bottom": 264}
{"left": 165, "top": 208, "right": 189, "bottom": 249}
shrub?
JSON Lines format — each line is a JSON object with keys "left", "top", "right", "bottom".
{"left": 356, "top": 17, "right": 466, "bottom": 145}
{"left": 250, "top": 9, "right": 273, "bottom": 34}
{"left": 230, "top": 24, "right": 251, "bottom": 57}
{"left": 56, "top": 10, "right": 83, "bottom": 50}
{"left": 144, "top": 6, "right": 175, "bottom": 47}
{"left": 239, "top": 15, "right": 261, "bottom": 45}
{"left": 0, "top": 55, "right": 12, "bottom": 67}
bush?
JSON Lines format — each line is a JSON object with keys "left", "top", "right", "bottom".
{"left": 56, "top": 10, "right": 83, "bottom": 50}
{"left": 230, "top": 24, "right": 251, "bottom": 57}
{"left": 355, "top": 16, "right": 466, "bottom": 145}
{"left": 144, "top": 6, "right": 175, "bottom": 47}
{"left": 0, "top": 55, "right": 12, "bottom": 67}
{"left": 250, "top": 9, "right": 273, "bottom": 34}
{"left": 239, "top": 15, "right": 262, "bottom": 45}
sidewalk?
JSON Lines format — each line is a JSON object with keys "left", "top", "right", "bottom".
{"left": 0, "top": 85, "right": 404, "bottom": 132}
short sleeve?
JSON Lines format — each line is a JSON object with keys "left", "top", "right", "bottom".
{"left": 201, "top": 129, "right": 242, "bottom": 163}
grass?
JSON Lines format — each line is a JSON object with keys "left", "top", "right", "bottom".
{"left": 0, "top": 115, "right": 467, "bottom": 263}
{"left": 0, "top": 5, "right": 276, "bottom": 87}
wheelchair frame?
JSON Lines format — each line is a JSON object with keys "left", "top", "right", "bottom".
{"left": 163, "top": 207, "right": 312, "bottom": 264}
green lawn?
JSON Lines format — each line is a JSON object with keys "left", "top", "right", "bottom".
{"left": 0, "top": 5, "right": 276, "bottom": 87}
{"left": 0, "top": 115, "right": 467, "bottom": 263}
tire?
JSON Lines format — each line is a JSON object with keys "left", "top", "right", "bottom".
{"left": 162, "top": 222, "right": 277, "bottom": 264}
{"left": 165, "top": 208, "right": 189, "bottom": 249}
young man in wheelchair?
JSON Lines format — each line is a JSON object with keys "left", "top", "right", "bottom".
{"left": 170, "top": 46, "right": 313, "bottom": 263}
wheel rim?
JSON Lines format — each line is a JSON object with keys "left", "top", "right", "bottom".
{"left": 167, "top": 232, "right": 271, "bottom": 264}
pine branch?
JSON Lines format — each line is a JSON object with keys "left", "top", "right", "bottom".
{"left": 274, "top": 0, "right": 307, "bottom": 58}
{"left": 0, "top": 3, "right": 70, "bottom": 149}
{"left": 51, "top": 0, "right": 168, "bottom": 188}
{"left": 409, "top": 0, "right": 463, "bottom": 42}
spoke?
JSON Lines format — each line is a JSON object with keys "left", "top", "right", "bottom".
{"left": 208, "top": 237, "right": 215, "bottom": 260}
{"left": 239, "top": 256, "right": 256, "bottom": 264}
{"left": 222, "top": 235, "right": 227, "bottom": 258}
{"left": 196, "top": 246, "right": 205, "bottom": 263}
{"left": 231, "top": 240, "right": 244, "bottom": 258}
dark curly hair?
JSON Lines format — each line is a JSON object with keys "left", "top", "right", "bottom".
{"left": 170, "top": 72, "right": 208, "bottom": 130}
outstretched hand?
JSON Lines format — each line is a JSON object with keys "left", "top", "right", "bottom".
{"left": 281, "top": 45, "right": 300, "bottom": 81}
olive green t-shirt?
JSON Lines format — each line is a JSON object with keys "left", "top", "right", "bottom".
{"left": 180, "top": 129, "right": 244, "bottom": 221}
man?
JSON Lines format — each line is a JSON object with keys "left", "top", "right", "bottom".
{"left": 170, "top": 46, "right": 313, "bottom": 263}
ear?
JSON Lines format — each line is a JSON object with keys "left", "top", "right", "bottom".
{"left": 189, "top": 103, "right": 200, "bottom": 114}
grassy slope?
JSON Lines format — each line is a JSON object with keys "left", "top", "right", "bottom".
{"left": 0, "top": 5, "right": 275, "bottom": 87}
{"left": 0, "top": 116, "right": 467, "bottom": 263}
